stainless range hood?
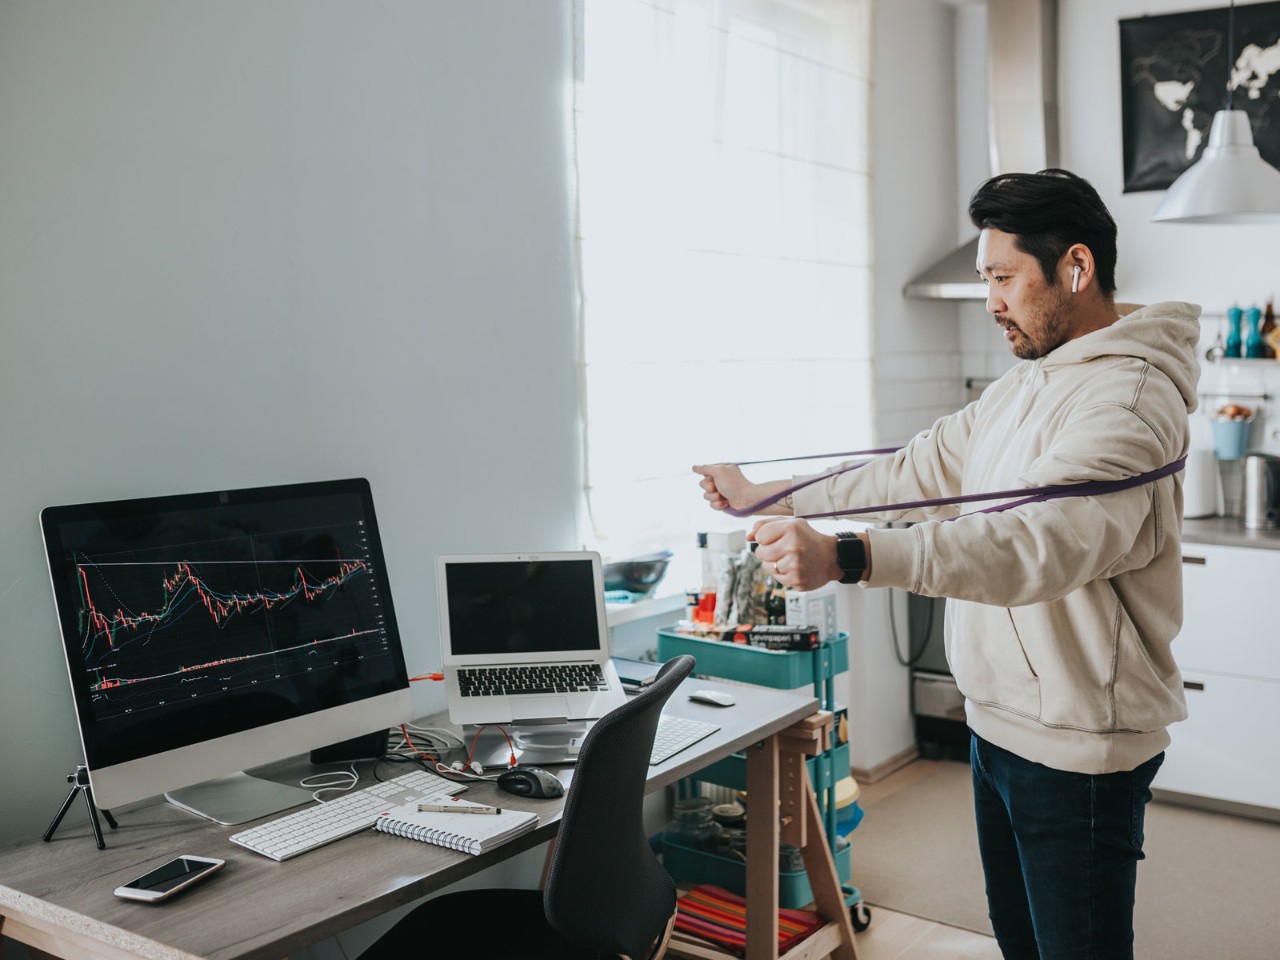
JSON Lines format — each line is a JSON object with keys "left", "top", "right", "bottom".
{"left": 903, "top": 236, "right": 985, "bottom": 300}
{"left": 903, "top": 0, "right": 1059, "bottom": 300}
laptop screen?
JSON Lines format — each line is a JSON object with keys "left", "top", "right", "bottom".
{"left": 440, "top": 554, "right": 605, "bottom": 659}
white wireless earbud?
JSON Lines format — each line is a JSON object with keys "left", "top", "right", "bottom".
{"left": 1072, "top": 266, "right": 1081, "bottom": 293}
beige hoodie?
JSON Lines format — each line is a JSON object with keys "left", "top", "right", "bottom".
{"left": 793, "top": 302, "right": 1201, "bottom": 774}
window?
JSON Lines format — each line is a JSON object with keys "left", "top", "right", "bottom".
{"left": 574, "top": 0, "right": 874, "bottom": 563}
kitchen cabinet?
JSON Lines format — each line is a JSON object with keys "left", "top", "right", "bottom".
{"left": 1175, "top": 542, "right": 1280, "bottom": 681}
{"left": 1155, "top": 541, "right": 1280, "bottom": 814}
{"left": 1155, "top": 670, "right": 1280, "bottom": 811}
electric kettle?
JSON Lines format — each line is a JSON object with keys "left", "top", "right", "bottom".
{"left": 1242, "top": 453, "right": 1280, "bottom": 530}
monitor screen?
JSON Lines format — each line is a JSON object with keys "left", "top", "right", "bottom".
{"left": 40, "top": 478, "right": 412, "bottom": 819}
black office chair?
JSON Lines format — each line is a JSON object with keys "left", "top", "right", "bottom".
{"left": 360, "top": 654, "right": 695, "bottom": 960}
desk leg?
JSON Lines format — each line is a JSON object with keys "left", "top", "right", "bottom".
{"left": 744, "top": 735, "right": 780, "bottom": 960}
{"left": 798, "top": 766, "right": 859, "bottom": 960}
{"left": 672, "top": 716, "right": 859, "bottom": 960}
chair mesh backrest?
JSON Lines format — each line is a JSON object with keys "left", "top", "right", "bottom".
{"left": 542, "top": 654, "right": 694, "bottom": 959}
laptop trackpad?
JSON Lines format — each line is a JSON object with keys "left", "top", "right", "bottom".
{"left": 511, "top": 697, "right": 571, "bottom": 722}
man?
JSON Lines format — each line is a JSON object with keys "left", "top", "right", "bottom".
{"left": 694, "top": 169, "right": 1199, "bottom": 960}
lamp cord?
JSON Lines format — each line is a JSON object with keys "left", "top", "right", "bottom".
{"left": 1226, "top": 0, "right": 1235, "bottom": 111}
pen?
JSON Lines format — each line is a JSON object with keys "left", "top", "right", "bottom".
{"left": 418, "top": 800, "right": 501, "bottom": 815}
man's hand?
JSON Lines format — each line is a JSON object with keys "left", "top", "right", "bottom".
{"left": 693, "top": 464, "right": 793, "bottom": 516}
{"left": 749, "top": 517, "right": 847, "bottom": 591}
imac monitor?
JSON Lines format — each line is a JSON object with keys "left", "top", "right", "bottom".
{"left": 40, "top": 478, "right": 413, "bottom": 825}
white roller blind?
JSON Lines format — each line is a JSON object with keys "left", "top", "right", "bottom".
{"left": 574, "top": 0, "right": 874, "bottom": 560}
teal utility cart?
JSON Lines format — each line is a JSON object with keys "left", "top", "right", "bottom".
{"left": 656, "top": 628, "right": 871, "bottom": 933}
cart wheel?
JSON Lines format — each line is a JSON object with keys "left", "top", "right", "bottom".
{"left": 850, "top": 901, "right": 871, "bottom": 932}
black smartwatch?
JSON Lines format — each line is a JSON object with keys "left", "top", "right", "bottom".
{"left": 835, "top": 533, "right": 867, "bottom": 584}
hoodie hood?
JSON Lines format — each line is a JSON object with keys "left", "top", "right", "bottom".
{"left": 1041, "top": 301, "right": 1202, "bottom": 414}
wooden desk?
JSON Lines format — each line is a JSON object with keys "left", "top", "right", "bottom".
{"left": 0, "top": 677, "right": 843, "bottom": 960}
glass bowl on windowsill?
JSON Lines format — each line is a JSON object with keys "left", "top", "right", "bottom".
{"left": 603, "top": 550, "right": 673, "bottom": 598}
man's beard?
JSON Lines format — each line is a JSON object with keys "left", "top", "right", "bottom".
{"left": 1004, "top": 285, "right": 1074, "bottom": 360}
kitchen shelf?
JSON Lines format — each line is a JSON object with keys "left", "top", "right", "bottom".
{"left": 1197, "top": 390, "right": 1269, "bottom": 401}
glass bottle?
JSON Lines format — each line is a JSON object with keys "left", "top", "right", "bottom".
{"left": 1244, "top": 304, "right": 1264, "bottom": 358}
{"left": 694, "top": 533, "right": 717, "bottom": 623}
{"left": 1225, "top": 305, "right": 1243, "bottom": 359}
{"left": 1261, "top": 299, "right": 1276, "bottom": 360}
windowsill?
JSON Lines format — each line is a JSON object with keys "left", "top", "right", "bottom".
{"left": 604, "top": 545, "right": 701, "bottom": 627}
{"left": 605, "top": 589, "right": 687, "bottom": 627}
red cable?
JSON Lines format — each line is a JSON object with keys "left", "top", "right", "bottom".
{"left": 400, "top": 724, "right": 437, "bottom": 762}
{"left": 466, "top": 724, "right": 517, "bottom": 769}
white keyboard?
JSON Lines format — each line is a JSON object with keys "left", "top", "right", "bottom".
{"left": 650, "top": 714, "right": 720, "bottom": 765}
{"left": 229, "top": 769, "right": 465, "bottom": 861}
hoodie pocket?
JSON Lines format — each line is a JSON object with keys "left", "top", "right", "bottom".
{"left": 950, "top": 605, "right": 1041, "bottom": 719}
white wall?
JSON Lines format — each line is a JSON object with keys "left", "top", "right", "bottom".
{"left": 858, "top": 0, "right": 974, "bottom": 776}
{"left": 872, "top": 0, "right": 969, "bottom": 445}
{"left": 1062, "top": 0, "right": 1280, "bottom": 309}
{"left": 0, "top": 1, "right": 580, "bottom": 849}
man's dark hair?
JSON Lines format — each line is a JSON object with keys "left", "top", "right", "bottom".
{"left": 967, "top": 168, "right": 1117, "bottom": 295}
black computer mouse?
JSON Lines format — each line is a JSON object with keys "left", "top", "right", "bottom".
{"left": 496, "top": 765, "right": 565, "bottom": 799}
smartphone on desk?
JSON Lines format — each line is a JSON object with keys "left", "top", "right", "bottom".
{"left": 113, "top": 855, "right": 226, "bottom": 903}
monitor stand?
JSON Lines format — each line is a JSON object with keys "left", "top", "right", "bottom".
{"left": 465, "top": 720, "right": 593, "bottom": 769}
{"left": 165, "top": 771, "right": 314, "bottom": 826}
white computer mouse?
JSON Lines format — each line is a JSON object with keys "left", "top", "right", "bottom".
{"left": 688, "top": 689, "right": 736, "bottom": 707}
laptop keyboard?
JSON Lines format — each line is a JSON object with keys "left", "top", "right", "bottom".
{"left": 458, "top": 662, "right": 609, "bottom": 697}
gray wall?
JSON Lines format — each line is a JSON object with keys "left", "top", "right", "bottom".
{"left": 0, "top": 2, "right": 580, "bottom": 847}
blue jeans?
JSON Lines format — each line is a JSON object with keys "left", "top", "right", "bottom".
{"left": 970, "top": 732, "right": 1164, "bottom": 960}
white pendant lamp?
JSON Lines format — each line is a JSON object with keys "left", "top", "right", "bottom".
{"left": 1151, "top": 0, "right": 1280, "bottom": 224}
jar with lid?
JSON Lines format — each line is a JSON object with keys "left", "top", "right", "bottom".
{"left": 665, "top": 796, "right": 723, "bottom": 851}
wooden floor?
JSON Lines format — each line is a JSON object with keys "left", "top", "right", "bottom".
{"left": 852, "top": 760, "right": 1002, "bottom": 960}
{"left": 855, "top": 906, "right": 1001, "bottom": 960}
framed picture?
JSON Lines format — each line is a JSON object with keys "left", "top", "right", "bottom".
{"left": 1120, "top": 2, "right": 1280, "bottom": 193}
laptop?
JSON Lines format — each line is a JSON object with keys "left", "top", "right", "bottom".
{"left": 438, "top": 552, "right": 628, "bottom": 729}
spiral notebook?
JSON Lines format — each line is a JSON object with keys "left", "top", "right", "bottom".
{"left": 373, "top": 798, "right": 539, "bottom": 855}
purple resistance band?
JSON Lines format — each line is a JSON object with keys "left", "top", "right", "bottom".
{"left": 724, "top": 449, "right": 1188, "bottom": 521}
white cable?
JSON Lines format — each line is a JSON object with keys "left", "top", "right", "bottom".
{"left": 300, "top": 764, "right": 358, "bottom": 802}
{"left": 400, "top": 724, "right": 467, "bottom": 752}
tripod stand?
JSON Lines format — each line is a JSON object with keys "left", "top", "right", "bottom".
{"left": 44, "top": 765, "right": 117, "bottom": 849}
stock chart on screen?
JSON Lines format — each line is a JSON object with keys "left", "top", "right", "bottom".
{"left": 76, "top": 530, "right": 387, "bottom": 720}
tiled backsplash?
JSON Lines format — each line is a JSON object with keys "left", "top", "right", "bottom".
{"left": 1196, "top": 314, "right": 1280, "bottom": 515}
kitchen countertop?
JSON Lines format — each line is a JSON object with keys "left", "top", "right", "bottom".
{"left": 1182, "top": 516, "right": 1280, "bottom": 550}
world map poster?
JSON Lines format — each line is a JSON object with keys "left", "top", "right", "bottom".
{"left": 1120, "top": 2, "right": 1280, "bottom": 192}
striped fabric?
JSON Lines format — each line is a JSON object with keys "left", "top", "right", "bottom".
{"left": 674, "top": 884, "right": 823, "bottom": 956}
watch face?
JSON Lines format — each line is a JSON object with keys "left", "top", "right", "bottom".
{"left": 837, "top": 536, "right": 866, "bottom": 581}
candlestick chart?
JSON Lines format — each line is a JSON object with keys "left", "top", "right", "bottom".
{"left": 74, "top": 532, "right": 393, "bottom": 722}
